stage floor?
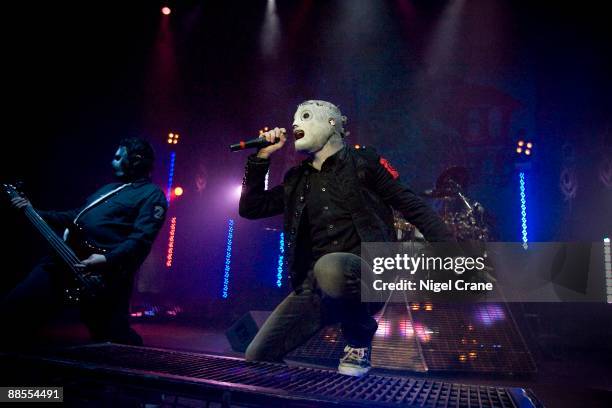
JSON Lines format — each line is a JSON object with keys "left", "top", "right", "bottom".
{"left": 4, "top": 317, "right": 611, "bottom": 407}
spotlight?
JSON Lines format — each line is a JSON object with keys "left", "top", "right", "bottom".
{"left": 235, "top": 185, "right": 243, "bottom": 198}
{"left": 516, "top": 139, "right": 534, "bottom": 156}
{"left": 174, "top": 186, "right": 183, "bottom": 197}
{"left": 167, "top": 132, "right": 180, "bottom": 145}
{"left": 162, "top": 6, "right": 171, "bottom": 15}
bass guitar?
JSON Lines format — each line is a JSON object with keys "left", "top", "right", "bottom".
{"left": 3, "top": 183, "right": 108, "bottom": 304}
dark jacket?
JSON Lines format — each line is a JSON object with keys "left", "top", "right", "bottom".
{"left": 239, "top": 145, "right": 454, "bottom": 290}
{"left": 39, "top": 178, "right": 167, "bottom": 272}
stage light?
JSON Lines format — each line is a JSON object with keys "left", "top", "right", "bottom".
{"left": 375, "top": 318, "right": 391, "bottom": 337}
{"left": 166, "top": 151, "right": 176, "bottom": 203}
{"left": 519, "top": 172, "right": 529, "bottom": 249}
{"left": 174, "top": 186, "right": 183, "bottom": 197}
{"left": 516, "top": 140, "right": 533, "bottom": 156}
{"left": 414, "top": 323, "right": 432, "bottom": 343}
{"left": 354, "top": 144, "right": 361, "bottom": 149}
{"left": 235, "top": 185, "right": 243, "bottom": 198}
{"left": 167, "top": 132, "right": 180, "bottom": 145}
{"left": 162, "top": 6, "right": 171, "bottom": 15}
{"left": 604, "top": 237, "right": 611, "bottom": 303}
{"left": 264, "top": 170, "right": 269, "bottom": 190}
{"left": 399, "top": 319, "right": 415, "bottom": 338}
{"left": 276, "top": 232, "right": 284, "bottom": 287}
{"left": 475, "top": 304, "right": 506, "bottom": 326}
{"left": 166, "top": 216, "right": 177, "bottom": 267}
{"left": 261, "top": 0, "right": 280, "bottom": 58}
{"left": 222, "top": 219, "right": 234, "bottom": 299}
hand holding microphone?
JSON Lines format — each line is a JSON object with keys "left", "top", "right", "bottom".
{"left": 257, "top": 127, "right": 287, "bottom": 159}
{"left": 229, "top": 127, "right": 287, "bottom": 157}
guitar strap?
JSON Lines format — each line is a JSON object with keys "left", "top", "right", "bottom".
{"left": 63, "top": 183, "right": 132, "bottom": 241}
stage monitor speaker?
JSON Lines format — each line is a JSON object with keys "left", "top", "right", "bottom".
{"left": 226, "top": 310, "right": 271, "bottom": 352}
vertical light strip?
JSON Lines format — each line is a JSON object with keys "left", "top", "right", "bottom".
{"left": 222, "top": 219, "right": 234, "bottom": 299}
{"left": 604, "top": 237, "right": 611, "bottom": 303}
{"left": 166, "top": 216, "right": 177, "bottom": 267}
{"left": 276, "top": 232, "right": 284, "bottom": 287}
{"left": 265, "top": 170, "right": 270, "bottom": 190}
{"left": 166, "top": 151, "right": 176, "bottom": 203}
{"left": 519, "top": 172, "right": 528, "bottom": 249}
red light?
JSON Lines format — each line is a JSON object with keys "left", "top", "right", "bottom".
{"left": 162, "top": 6, "right": 171, "bottom": 15}
{"left": 174, "top": 187, "right": 183, "bottom": 196}
{"left": 166, "top": 217, "right": 177, "bottom": 267}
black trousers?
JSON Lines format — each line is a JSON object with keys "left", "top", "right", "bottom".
{"left": 245, "top": 252, "right": 383, "bottom": 362}
{"left": 0, "top": 257, "right": 142, "bottom": 349}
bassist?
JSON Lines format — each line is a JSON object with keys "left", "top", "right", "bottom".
{"left": 1, "top": 137, "right": 167, "bottom": 348}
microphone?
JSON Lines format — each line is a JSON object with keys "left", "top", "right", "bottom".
{"left": 229, "top": 136, "right": 281, "bottom": 152}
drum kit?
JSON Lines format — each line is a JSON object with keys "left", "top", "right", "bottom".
{"left": 395, "top": 166, "right": 490, "bottom": 242}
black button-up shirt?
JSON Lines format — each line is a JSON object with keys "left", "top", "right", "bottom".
{"left": 304, "top": 148, "right": 361, "bottom": 261}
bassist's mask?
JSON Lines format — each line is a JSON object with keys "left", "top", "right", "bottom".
{"left": 111, "top": 146, "right": 130, "bottom": 180}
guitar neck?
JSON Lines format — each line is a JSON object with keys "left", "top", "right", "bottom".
{"left": 23, "top": 206, "right": 79, "bottom": 267}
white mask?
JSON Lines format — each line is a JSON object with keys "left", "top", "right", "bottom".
{"left": 292, "top": 100, "right": 347, "bottom": 153}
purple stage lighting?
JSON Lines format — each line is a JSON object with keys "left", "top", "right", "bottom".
{"left": 474, "top": 304, "right": 506, "bottom": 326}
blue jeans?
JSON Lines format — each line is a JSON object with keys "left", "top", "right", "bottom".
{"left": 245, "top": 252, "right": 382, "bottom": 362}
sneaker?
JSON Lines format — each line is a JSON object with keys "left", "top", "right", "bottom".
{"left": 338, "top": 345, "right": 371, "bottom": 377}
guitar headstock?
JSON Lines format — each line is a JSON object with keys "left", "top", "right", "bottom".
{"left": 1, "top": 182, "right": 26, "bottom": 200}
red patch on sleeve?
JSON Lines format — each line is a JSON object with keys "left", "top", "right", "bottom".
{"left": 379, "top": 157, "right": 400, "bottom": 179}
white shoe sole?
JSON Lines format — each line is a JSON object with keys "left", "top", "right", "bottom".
{"left": 338, "top": 364, "right": 371, "bottom": 377}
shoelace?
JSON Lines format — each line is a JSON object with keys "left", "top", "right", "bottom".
{"left": 341, "top": 346, "right": 367, "bottom": 361}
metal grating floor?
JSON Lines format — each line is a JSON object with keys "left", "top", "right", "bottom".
{"left": 288, "top": 302, "right": 536, "bottom": 375}
{"left": 33, "top": 343, "right": 541, "bottom": 408}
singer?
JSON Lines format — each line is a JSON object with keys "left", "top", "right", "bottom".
{"left": 239, "top": 100, "right": 453, "bottom": 376}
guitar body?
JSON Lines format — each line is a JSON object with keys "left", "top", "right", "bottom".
{"left": 61, "top": 223, "right": 110, "bottom": 304}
